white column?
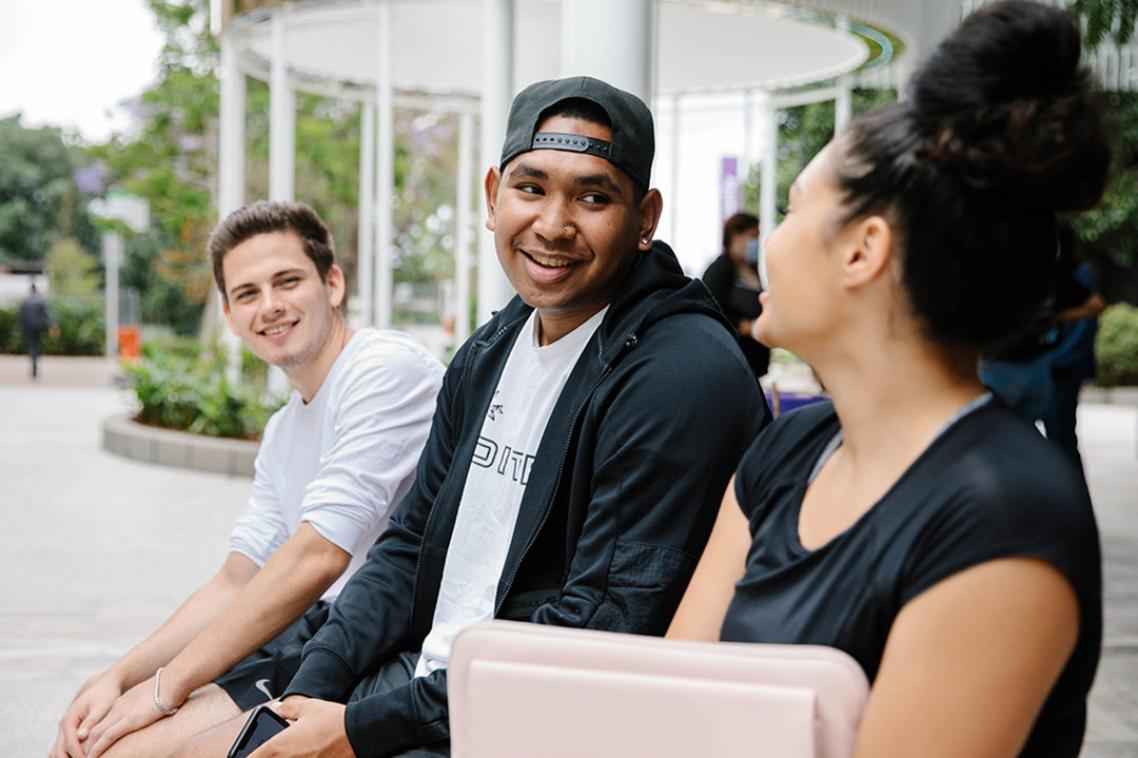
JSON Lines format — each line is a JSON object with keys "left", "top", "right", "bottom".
{"left": 455, "top": 110, "right": 475, "bottom": 340}
{"left": 743, "top": 90, "right": 754, "bottom": 178}
{"left": 668, "top": 95, "right": 680, "bottom": 245}
{"left": 757, "top": 92, "right": 778, "bottom": 253}
{"left": 560, "top": 0, "right": 653, "bottom": 101}
{"left": 218, "top": 29, "right": 245, "bottom": 384}
{"left": 267, "top": 5, "right": 294, "bottom": 396}
{"left": 356, "top": 102, "right": 376, "bottom": 328}
{"left": 218, "top": 35, "right": 245, "bottom": 219}
{"left": 834, "top": 75, "right": 852, "bottom": 135}
{"left": 374, "top": 0, "right": 395, "bottom": 330}
{"left": 269, "top": 7, "right": 295, "bottom": 202}
{"left": 103, "top": 231, "right": 122, "bottom": 359}
{"left": 478, "top": 0, "right": 515, "bottom": 324}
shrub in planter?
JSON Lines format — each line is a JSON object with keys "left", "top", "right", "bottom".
{"left": 0, "top": 298, "right": 104, "bottom": 355}
{"left": 0, "top": 307, "right": 19, "bottom": 353}
{"left": 123, "top": 348, "right": 282, "bottom": 440}
{"left": 45, "top": 296, "right": 104, "bottom": 356}
{"left": 1096, "top": 304, "right": 1138, "bottom": 387}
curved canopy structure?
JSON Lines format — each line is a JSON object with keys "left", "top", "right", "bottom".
{"left": 232, "top": 0, "right": 873, "bottom": 100}
{"left": 212, "top": 0, "right": 906, "bottom": 362}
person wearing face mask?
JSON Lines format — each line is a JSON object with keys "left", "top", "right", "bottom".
{"left": 701, "top": 212, "right": 770, "bottom": 381}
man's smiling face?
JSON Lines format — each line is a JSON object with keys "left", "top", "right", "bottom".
{"left": 222, "top": 230, "right": 344, "bottom": 370}
{"left": 486, "top": 114, "right": 654, "bottom": 325}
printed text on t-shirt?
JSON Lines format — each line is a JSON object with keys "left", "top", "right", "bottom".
{"left": 472, "top": 435, "right": 535, "bottom": 485}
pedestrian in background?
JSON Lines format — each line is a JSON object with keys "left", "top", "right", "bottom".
{"left": 17, "top": 282, "right": 56, "bottom": 380}
{"left": 702, "top": 212, "right": 771, "bottom": 380}
{"left": 1042, "top": 253, "right": 1105, "bottom": 466}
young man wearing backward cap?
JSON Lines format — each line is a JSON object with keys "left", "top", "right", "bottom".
{"left": 180, "top": 75, "right": 770, "bottom": 758}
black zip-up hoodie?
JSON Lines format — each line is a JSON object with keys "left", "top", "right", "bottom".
{"left": 284, "top": 242, "right": 770, "bottom": 756}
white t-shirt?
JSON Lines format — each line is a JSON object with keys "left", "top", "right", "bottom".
{"left": 415, "top": 307, "right": 608, "bottom": 677}
{"left": 229, "top": 328, "right": 444, "bottom": 602}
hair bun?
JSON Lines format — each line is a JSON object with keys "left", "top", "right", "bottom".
{"left": 910, "top": 0, "right": 1110, "bottom": 211}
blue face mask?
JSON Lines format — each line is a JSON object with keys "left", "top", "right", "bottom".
{"left": 744, "top": 237, "right": 760, "bottom": 265}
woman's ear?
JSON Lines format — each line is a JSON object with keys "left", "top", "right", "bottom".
{"left": 841, "top": 215, "right": 893, "bottom": 290}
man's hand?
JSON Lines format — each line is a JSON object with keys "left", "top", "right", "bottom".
{"left": 249, "top": 697, "right": 355, "bottom": 758}
{"left": 50, "top": 674, "right": 123, "bottom": 758}
{"left": 84, "top": 675, "right": 172, "bottom": 758}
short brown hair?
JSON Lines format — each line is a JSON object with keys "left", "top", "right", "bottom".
{"left": 722, "top": 212, "right": 759, "bottom": 252}
{"left": 208, "top": 201, "right": 336, "bottom": 304}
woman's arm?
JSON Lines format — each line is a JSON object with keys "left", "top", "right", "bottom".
{"left": 855, "top": 557, "right": 1079, "bottom": 758}
{"left": 666, "top": 477, "right": 752, "bottom": 641}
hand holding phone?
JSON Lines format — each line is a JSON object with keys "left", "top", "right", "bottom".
{"left": 227, "top": 704, "right": 290, "bottom": 758}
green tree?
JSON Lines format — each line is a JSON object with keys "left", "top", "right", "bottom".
{"left": 94, "top": 0, "right": 464, "bottom": 334}
{"left": 84, "top": 0, "right": 219, "bottom": 334}
{"left": 0, "top": 116, "right": 97, "bottom": 264}
{"left": 46, "top": 237, "right": 101, "bottom": 296}
{"left": 743, "top": 88, "right": 896, "bottom": 217}
{"left": 1069, "top": 0, "right": 1138, "bottom": 45}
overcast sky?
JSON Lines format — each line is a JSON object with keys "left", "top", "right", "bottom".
{"left": 0, "top": 0, "right": 165, "bottom": 142}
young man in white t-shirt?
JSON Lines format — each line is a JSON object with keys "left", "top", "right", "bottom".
{"left": 50, "top": 201, "right": 443, "bottom": 758}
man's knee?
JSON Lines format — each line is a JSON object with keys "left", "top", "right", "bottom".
{"left": 101, "top": 684, "right": 241, "bottom": 758}
{"left": 168, "top": 710, "right": 249, "bottom": 758}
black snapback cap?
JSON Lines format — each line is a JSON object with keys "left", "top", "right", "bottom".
{"left": 498, "top": 76, "right": 655, "bottom": 191}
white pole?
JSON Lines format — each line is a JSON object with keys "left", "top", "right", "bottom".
{"left": 834, "top": 75, "right": 852, "bottom": 136}
{"left": 267, "top": 5, "right": 294, "bottom": 396}
{"left": 835, "top": 15, "right": 853, "bottom": 134}
{"left": 559, "top": 0, "right": 653, "bottom": 101}
{"left": 743, "top": 90, "right": 754, "bottom": 180}
{"left": 375, "top": 0, "right": 395, "bottom": 330}
{"left": 269, "top": 7, "right": 295, "bottom": 202}
{"left": 478, "top": 0, "right": 515, "bottom": 324}
{"left": 357, "top": 102, "right": 376, "bottom": 328}
{"left": 455, "top": 110, "right": 474, "bottom": 340}
{"left": 218, "top": 28, "right": 245, "bottom": 384}
{"left": 104, "top": 231, "right": 122, "bottom": 359}
{"left": 758, "top": 92, "right": 778, "bottom": 253}
{"left": 669, "top": 94, "right": 680, "bottom": 246}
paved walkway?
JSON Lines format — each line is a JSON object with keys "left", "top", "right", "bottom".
{"left": 0, "top": 357, "right": 1135, "bottom": 756}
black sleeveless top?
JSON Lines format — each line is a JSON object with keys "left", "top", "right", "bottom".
{"left": 721, "top": 399, "right": 1101, "bottom": 757}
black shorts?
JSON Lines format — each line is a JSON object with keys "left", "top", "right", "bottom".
{"left": 214, "top": 601, "right": 331, "bottom": 710}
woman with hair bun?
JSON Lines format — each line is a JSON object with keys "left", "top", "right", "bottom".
{"left": 667, "top": 2, "right": 1109, "bottom": 756}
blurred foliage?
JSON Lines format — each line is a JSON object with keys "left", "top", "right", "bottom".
{"left": 82, "top": 0, "right": 463, "bottom": 336}
{"left": 47, "top": 237, "right": 101, "bottom": 296}
{"left": 742, "top": 88, "right": 897, "bottom": 219}
{"left": 1095, "top": 303, "right": 1138, "bottom": 385}
{"left": 84, "top": 0, "right": 219, "bottom": 337}
{"left": 0, "top": 116, "right": 99, "bottom": 265}
{"left": 48, "top": 296, "right": 106, "bottom": 355}
{"left": 123, "top": 343, "right": 282, "bottom": 439}
{"left": 0, "top": 308, "right": 17, "bottom": 353}
{"left": 1072, "top": 91, "right": 1138, "bottom": 270}
{"left": 0, "top": 296, "right": 104, "bottom": 355}
{"left": 1070, "top": 0, "right": 1138, "bottom": 46}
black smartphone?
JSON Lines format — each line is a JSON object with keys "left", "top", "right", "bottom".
{"left": 227, "top": 704, "right": 290, "bottom": 758}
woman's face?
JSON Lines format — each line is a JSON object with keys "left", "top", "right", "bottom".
{"left": 753, "top": 142, "right": 851, "bottom": 355}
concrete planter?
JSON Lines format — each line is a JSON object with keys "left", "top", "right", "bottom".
{"left": 1081, "top": 386, "right": 1138, "bottom": 405}
{"left": 102, "top": 414, "right": 258, "bottom": 477}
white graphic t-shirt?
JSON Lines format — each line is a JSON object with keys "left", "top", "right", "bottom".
{"left": 414, "top": 307, "right": 608, "bottom": 677}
